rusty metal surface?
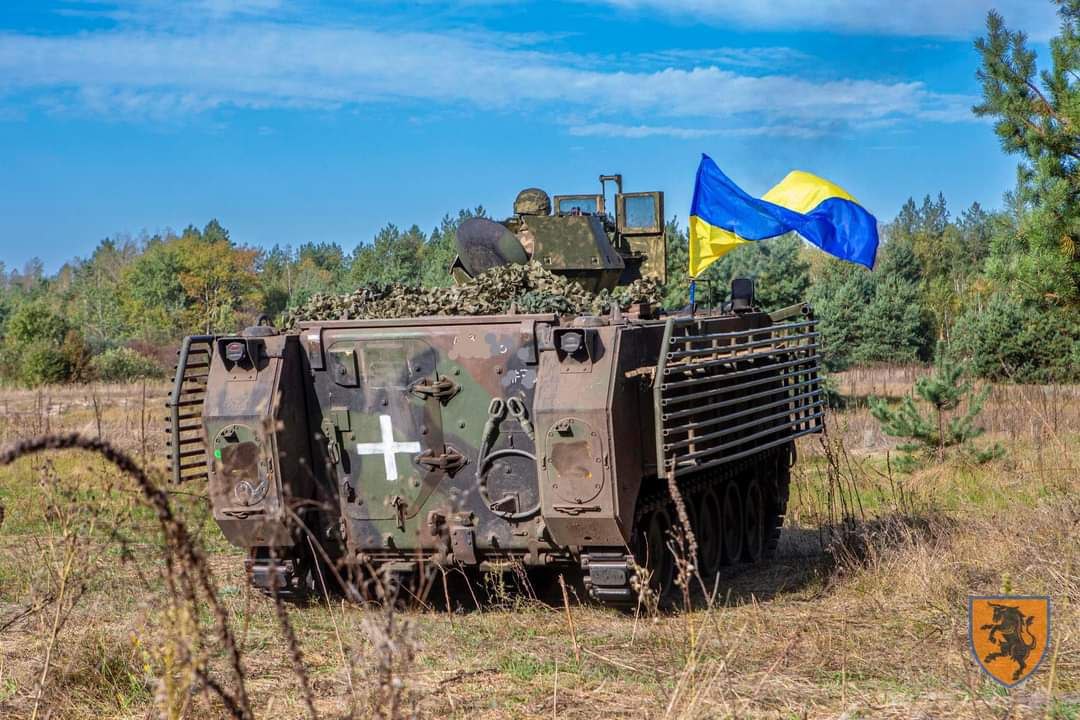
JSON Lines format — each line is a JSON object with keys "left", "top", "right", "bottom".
{"left": 165, "top": 335, "right": 214, "bottom": 484}
{"left": 653, "top": 309, "right": 824, "bottom": 478}
{"left": 201, "top": 334, "right": 319, "bottom": 549}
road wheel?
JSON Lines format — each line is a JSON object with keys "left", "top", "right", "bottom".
{"left": 637, "top": 506, "right": 676, "bottom": 602}
{"left": 743, "top": 478, "right": 766, "bottom": 563}
{"left": 721, "top": 481, "right": 744, "bottom": 564}
{"left": 762, "top": 445, "right": 792, "bottom": 563}
{"left": 696, "top": 486, "right": 723, "bottom": 580}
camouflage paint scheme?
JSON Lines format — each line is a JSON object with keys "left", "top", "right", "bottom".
{"left": 201, "top": 312, "right": 665, "bottom": 565}
{"left": 177, "top": 175, "right": 823, "bottom": 603}
{"left": 198, "top": 307, "right": 819, "bottom": 583}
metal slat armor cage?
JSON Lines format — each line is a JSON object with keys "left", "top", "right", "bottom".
{"left": 653, "top": 304, "right": 824, "bottom": 478}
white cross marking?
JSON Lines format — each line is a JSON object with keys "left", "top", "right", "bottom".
{"left": 356, "top": 414, "right": 421, "bottom": 481}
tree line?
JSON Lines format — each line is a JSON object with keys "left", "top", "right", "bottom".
{"left": 664, "top": 189, "right": 1078, "bottom": 383}
{"left": 1, "top": 186, "right": 1075, "bottom": 388}
{"left": 664, "top": 3, "right": 1080, "bottom": 384}
{"left": 0, "top": 210, "right": 481, "bottom": 386}
{"left": 0, "top": 3, "right": 1076, "bottom": 386}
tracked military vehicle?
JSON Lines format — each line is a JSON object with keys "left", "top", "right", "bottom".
{"left": 167, "top": 175, "right": 824, "bottom": 606}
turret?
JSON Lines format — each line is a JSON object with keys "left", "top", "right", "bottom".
{"left": 451, "top": 175, "right": 665, "bottom": 292}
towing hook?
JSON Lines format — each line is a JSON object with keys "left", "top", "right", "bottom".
{"left": 409, "top": 376, "right": 460, "bottom": 402}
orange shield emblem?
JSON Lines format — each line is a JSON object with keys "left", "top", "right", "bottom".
{"left": 969, "top": 595, "right": 1050, "bottom": 687}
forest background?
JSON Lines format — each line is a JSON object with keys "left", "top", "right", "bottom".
{"left": 1, "top": 6, "right": 1078, "bottom": 388}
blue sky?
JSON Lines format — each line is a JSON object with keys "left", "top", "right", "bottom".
{"left": 0, "top": 0, "right": 1060, "bottom": 272}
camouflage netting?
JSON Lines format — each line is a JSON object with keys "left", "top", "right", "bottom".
{"left": 283, "top": 261, "right": 660, "bottom": 326}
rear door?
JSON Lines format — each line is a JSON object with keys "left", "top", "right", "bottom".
{"left": 325, "top": 336, "right": 453, "bottom": 521}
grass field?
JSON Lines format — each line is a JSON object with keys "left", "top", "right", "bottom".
{"left": 0, "top": 369, "right": 1077, "bottom": 719}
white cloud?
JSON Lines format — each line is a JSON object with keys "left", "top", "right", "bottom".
{"left": 53, "top": 0, "right": 292, "bottom": 28}
{"left": 626, "top": 46, "right": 816, "bottom": 71}
{"left": 569, "top": 123, "right": 719, "bottom": 139}
{"left": 592, "top": 0, "right": 1059, "bottom": 39}
{"left": 568, "top": 122, "right": 828, "bottom": 139}
{"left": 0, "top": 12, "right": 979, "bottom": 136}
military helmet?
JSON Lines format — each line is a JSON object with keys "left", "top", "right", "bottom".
{"left": 514, "top": 188, "right": 551, "bottom": 216}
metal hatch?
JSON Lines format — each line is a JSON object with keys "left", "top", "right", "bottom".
{"left": 329, "top": 338, "right": 461, "bottom": 522}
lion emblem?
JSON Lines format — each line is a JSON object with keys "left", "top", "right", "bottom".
{"left": 969, "top": 595, "right": 1050, "bottom": 686}
{"left": 980, "top": 603, "right": 1037, "bottom": 681}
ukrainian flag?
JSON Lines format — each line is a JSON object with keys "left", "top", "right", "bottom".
{"left": 688, "top": 154, "right": 878, "bottom": 277}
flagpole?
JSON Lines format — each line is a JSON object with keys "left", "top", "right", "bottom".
{"left": 689, "top": 277, "right": 696, "bottom": 316}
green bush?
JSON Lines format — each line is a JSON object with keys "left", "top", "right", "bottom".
{"left": 19, "top": 341, "right": 73, "bottom": 387}
{"left": 90, "top": 347, "right": 165, "bottom": 382}
{"left": 810, "top": 256, "right": 932, "bottom": 371}
{"left": 0, "top": 299, "right": 84, "bottom": 387}
{"left": 5, "top": 299, "right": 69, "bottom": 346}
{"left": 950, "top": 293, "right": 1080, "bottom": 383}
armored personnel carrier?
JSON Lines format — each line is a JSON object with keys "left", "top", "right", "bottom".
{"left": 167, "top": 175, "right": 824, "bottom": 606}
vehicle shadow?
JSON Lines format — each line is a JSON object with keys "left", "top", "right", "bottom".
{"left": 424, "top": 525, "right": 834, "bottom": 613}
{"left": 702, "top": 526, "right": 830, "bottom": 607}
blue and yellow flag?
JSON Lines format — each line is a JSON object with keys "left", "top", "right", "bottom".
{"left": 688, "top": 154, "right": 878, "bottom": 277}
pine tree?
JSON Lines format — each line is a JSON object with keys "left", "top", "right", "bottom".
{"left": 974, "top": 1, "right": 1080, "bottom": 304}
{"left": 854, "top": 276, "right": 932, "bottom": 364}
{"left": 868, "top": 343, "right": 997, "bottom": 466}
{"left": 809, "top": 258, "right": 874, "bottom": 371}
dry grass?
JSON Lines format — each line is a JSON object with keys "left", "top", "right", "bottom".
{"left": 829, "top": 365, "right": 1080, "bottom": 454}
{"left": 0, "top": 368, "right": 1077, "bottom": 719}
